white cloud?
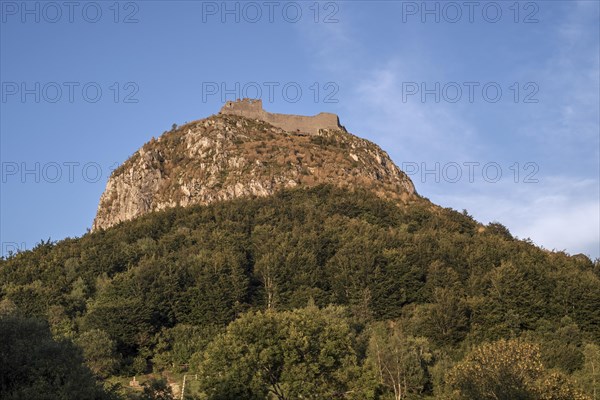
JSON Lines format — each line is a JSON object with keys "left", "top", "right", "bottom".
{"left": 299, "top": 2, "right": 600, "bottom": 259}
{"left": 347, "top": 61, "right": 481, "bottom": 162}
{"left": 432, "top": 176, "right": 600, "bottom": 258}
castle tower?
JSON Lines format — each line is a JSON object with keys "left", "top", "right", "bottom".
{"left": 220, "top": 98, "right": 265, "bottom": 118}
{"left": 219, "top": 98, "right": 344, "bottom": 135}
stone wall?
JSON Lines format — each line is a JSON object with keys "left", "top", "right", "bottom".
{"left": 220, "top": 98, "right": 344, "bottom": 135}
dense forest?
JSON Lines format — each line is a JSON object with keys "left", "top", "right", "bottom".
{"left": 1, "top": 185, "right": 599, "bottom": 399}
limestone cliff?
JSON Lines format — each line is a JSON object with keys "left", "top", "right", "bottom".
{"left": 92, "top": 101, "right": 417, "bottom": 231}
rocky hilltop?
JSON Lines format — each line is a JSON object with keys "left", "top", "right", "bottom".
{"left": 92, "top": 99, "right": 417, "bottom": 231}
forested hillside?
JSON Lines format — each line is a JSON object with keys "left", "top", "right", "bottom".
{"left": 1, "top": 185, "right": 599, "bottom": 399}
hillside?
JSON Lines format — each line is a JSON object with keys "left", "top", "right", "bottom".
{"left": 1, "top": 185, "right": 599, "bottom": 399}
{"left": 1, "top": 101, "right": 599, "bottom": 399}
{"left": 93, "top": 99, "right": 416, "bottom": 231}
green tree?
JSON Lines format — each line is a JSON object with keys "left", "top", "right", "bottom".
{"left": 523, "top": 317, "right": 584, "bottom": 373}
{"left": 0, "top": 298, "right": 17, "bottom": 316}
{"left": 575, "top": 343, "right": 600, "bottom": 400}
{"left": 448, "top": 338, "right": 590, "bottom": 400}
{"left": 412, "top": 287, "right": 469, "bottom": 347}
{"left": 199, "top": 305, "right": 372, "bottom": 399}
{"left": 152, "top": 324, "right": 220, "bottom": 372}
{"left": 366, "top": 321, "right": 433, "bottom": 399}
{"left": 140, "top": 377, "right": 174, "bottom": 400}
{"left": 0, "top": 315, "right": 116, "bottom": 400}
{"left": 76, "top": 329, "right": 121, "bottom": 378}
{"left": 447, "top": 339, "right": 544, "bottom": 400}
{"left": 536, "top": 372, "right": 590, "bottom": 400}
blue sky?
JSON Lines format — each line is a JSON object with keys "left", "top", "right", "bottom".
{"left": 1, "top": 0, "right": 599, "bottom": 258}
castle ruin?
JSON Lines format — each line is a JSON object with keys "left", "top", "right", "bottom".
{"left": 219, "top": 98, "right": 345, "bottom": 135}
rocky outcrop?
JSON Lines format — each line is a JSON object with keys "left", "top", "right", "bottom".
{"left": 92, "top": 102, "right": 417, "bottom": 231}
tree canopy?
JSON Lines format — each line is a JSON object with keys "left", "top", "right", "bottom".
{"left": 1, "top": 185, "right": 598, "bottom": 398}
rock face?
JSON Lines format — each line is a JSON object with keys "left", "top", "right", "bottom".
{"left": 92, "top": 100, "right": 417, "bottom": 231}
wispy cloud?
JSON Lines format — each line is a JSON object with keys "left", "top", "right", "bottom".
{"left": 299, "top": 2, "right": 599, "bottom": 258}
{"left": 349, "top": 61, "right": 480, "bottom": 162}
{"left": 434, "top": 176, "right": 599, "bottom": 258}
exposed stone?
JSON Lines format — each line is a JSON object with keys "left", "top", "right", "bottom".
{"left": 92, "top": 101, "right": 417, "bottom": 231}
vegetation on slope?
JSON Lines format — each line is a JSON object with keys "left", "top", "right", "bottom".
{"left": 1, "top": 185, "right": 599, "bottom": 399}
